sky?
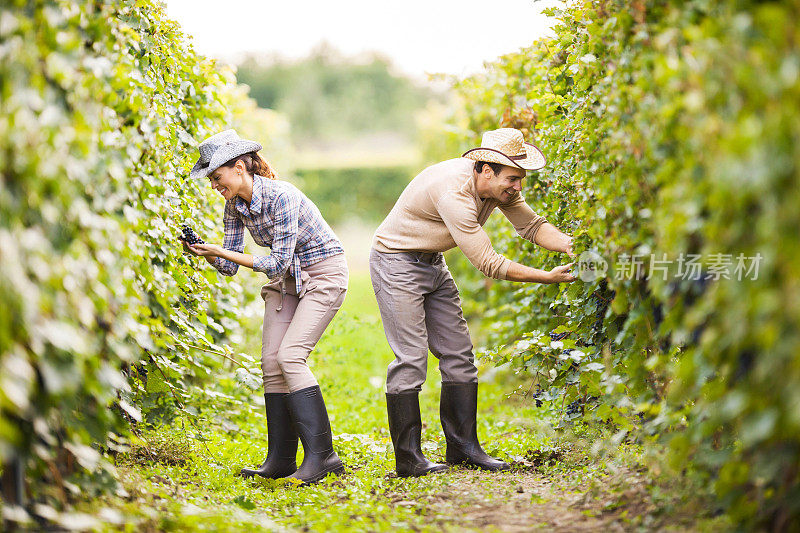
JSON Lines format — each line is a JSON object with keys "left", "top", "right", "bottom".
{"left": 165, "top": 0, "right": 563, "bottom": 79}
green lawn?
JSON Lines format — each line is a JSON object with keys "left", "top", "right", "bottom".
{"left": 77, "top": 273, "right": 724, "bottom": 531}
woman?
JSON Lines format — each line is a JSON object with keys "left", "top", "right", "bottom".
{"left": 182, "top": 129, "right": 348, "bottom": 484}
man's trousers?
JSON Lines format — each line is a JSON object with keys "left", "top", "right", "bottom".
{"left": 369, "top": 249, "right": 478, "bottom": 393}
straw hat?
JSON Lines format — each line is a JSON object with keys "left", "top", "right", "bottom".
{"left": 462, "top": 128, "right": 546, "bottom": 171}
{"left": 190, "top": 129, "right": 262, "bottom": 180}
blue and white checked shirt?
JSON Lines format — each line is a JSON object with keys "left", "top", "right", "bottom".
{"left": 212, "top": 175, "right": 344, "bottom": 293}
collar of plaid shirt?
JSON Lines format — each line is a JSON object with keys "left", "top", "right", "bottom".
{"left": 234, "top": 174, "right": 264, "bottom": 217}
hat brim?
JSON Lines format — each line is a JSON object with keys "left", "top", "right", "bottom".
{"left": 462, "top": 142, "right": 546, "bottom": 171}
{"left": 190, "top": 140, "right": 263, "bottom": 179}
{"left": 190, "top": 159, "right": 211, "bottom": 180}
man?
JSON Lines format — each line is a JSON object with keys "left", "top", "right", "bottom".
{"left": 370, "top": 128, "right": 576, "bottom": 477}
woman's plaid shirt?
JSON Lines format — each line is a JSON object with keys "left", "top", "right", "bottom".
{"left": 211, "top": 175, "right": 344, "bottom": 293}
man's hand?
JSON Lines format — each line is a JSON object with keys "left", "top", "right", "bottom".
{"left": 188, "top": 243, "right": 224, "bottom": 257}
{"left": 548, "top": 263, "right": 576, "bottom": 283}
{"left": 534, "top": 223, "right": 575, "bottom": 256}
{"left": 565, "top": 238, "right": 576, "bottom": 258}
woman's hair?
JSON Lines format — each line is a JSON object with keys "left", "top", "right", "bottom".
{"left": 473, "top": 161, "right": 504, "bottom": 175}
{"left": 221, "top": 152, "right": 276, "bottom": 180}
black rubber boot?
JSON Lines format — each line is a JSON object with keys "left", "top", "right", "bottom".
{"left": 387, "top": 391, "right": 448, "bottom": 477}
{"left": 240, "top": 393, "right": 298, "bottom": 479}
{"left": 285, "top": 385, "right": 345, "bottom": 484}
{"left": 440, "top": 381, "right": 509, "bottom": 471}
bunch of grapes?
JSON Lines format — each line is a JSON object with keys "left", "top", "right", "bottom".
{"left": 564, "top": 396, "right": 599, "bottom": 418}
{"left": 531, "top": 386, "right": 544, "bottom": 408}
{"left": 565, "top": 399, "right": 583, "bottom": 416}
{"left": 181, "top": 224, "right": 205, "bottom": 245}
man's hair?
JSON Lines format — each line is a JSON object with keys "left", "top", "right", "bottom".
{"left": 473, "top": 161, "right": 504, "bottom": 175}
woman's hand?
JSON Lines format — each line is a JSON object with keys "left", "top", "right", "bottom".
{"left": 180, "top": 238, "right": 255, "bottom": 269}
{"left": 188, "top": 243, "right": 224, "bottom": 258}
{"left": 179, "top": 237, "right": 198, "bottom": 256}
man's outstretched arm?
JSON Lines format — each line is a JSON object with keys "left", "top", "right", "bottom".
{"left": 497, "top": 196, "right": 574, "bottom": 256}
{"left": 534, "top": 222, "right": 574, "bottom": 256}
{"left": 505, "top": 261, "right": 575, "bottom": 283}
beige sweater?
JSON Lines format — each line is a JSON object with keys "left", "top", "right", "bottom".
{"left": 373, "top": 158, "right": 547, "bottom": 279}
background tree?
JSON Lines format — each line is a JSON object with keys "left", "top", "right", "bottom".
{"left": 236, "top": 43, "right": 435, "bottom": 144}
{"left": 0, "top": 0, "right": 264, "bottom": 524}
{"left": 437, "top": 1, "right": 800, "bottom": 528}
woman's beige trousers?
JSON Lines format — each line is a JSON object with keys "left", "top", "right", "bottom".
{"left": 259, "top": 254, "right": 348, "bottom": 393}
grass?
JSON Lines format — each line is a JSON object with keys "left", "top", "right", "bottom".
{"left": 71, "top": 272, "right": 730, "bottom": 531}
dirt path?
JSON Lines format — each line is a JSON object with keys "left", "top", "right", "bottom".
{"left": 393, "top": 466, "right": 672, "bottom": 532}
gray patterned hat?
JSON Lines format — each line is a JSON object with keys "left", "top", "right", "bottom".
{"left": 190, "top": 129, "right": 263, "bottom": 180}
